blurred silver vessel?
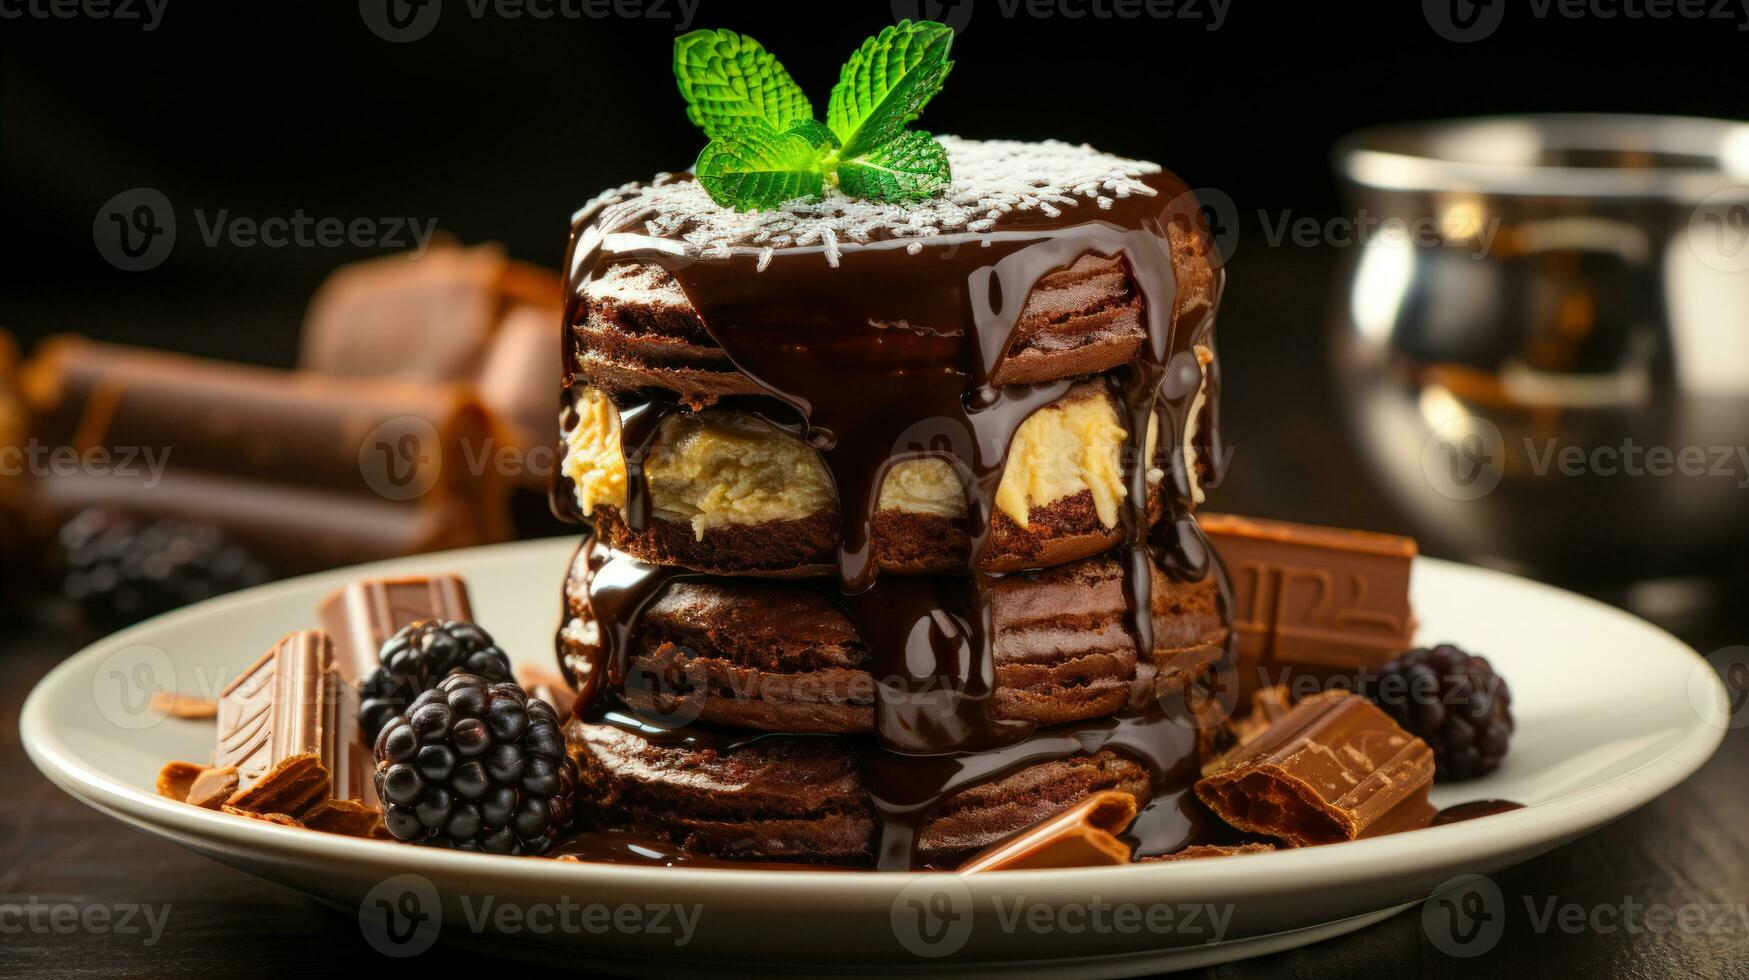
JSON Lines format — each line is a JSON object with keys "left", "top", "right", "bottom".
{"left": 1332, "top": 114, "right": 1749, "bottom": 585}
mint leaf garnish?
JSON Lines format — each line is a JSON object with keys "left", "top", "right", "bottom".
{"left": 825, "top": 20, "right": 954, "bottom": 159}
{"left": 673, "top": 21, "right": 959, "bottom": 212}
{"left": 674, "top": 29, "right": 812, "bottom": 138}
{"left": 694, "top": 125, "right": 827, "bottom": 211}
{"left": 836, "top": 130, "right": 951, "bottom": 203}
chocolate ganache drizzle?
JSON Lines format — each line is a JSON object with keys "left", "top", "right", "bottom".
{"left": 553, "top": 145, "right": 1232, "bottom": 868}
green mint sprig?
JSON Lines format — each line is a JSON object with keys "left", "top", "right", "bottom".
{"left": 673, "top": 20, "right": 955, "bottom": 211}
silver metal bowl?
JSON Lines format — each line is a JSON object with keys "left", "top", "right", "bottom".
{"left": 1331, "top": 114, "right": 1749, "bottom": 584}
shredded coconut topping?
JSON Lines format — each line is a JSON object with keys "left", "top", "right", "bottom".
{"left": 573, "top": 138, "right": 1163, "bottom": 265}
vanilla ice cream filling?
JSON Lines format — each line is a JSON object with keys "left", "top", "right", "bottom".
{"left": 564, "top": 386, "right": 1175, "bottom": 539}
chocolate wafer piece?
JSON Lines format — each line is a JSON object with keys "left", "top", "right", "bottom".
{"left": 1195, "top": 690, "right": 1434, "bottom": 846}
{"left": 300, "top": 242, "right": 560, "bottom": 382}
{"left": 1200, "top": 514, "right": 1416, "bottom": 699}
{"left": 958, "top": 790, "right": 1138, "bottom": 872}
{"left": 316, "top": 574, "right": 474, "bottom": 683}
{"left": 215, "top": 630, "right": 371, "bottom": 803}
{"left": 20, "top": 336, "right": 509, "bottom": 571}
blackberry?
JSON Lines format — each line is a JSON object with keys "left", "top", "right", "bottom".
{"left": 1361, "top": 643, "right": 1514, "bottom": 781}
{"left": 57, "top": 509, "right": 272, "bottom": 626}
{"left": 373, "top": 674, "right": 577, "bottom": 854}
{"left": 358, "top": 620, "right": 515, "bottom": 742}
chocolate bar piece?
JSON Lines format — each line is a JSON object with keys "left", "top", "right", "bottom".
{"left": 300, "top": 242, "right": 559, "bottom": 383}
{"left": 300, "top": 246, "right": 561, "bottom": 492}
{"left": 1195, "top": 690, "right": 1434, "bottom": 846}
{"left": 1201, "top": 513, "right": 1416, "bottom": 698}
{"left": 20, "top": 336, "right": 509, "bottom": 570}
{"left": 959, "top": 791, "right": 1138, "bottom": 872}
{"left": 317, "top": 574, "right": 474, "bottom": 683}
{"left": 216, "top": 630, "right": 372, "bottom": 804}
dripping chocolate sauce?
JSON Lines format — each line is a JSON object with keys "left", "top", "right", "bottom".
{"left": 552, "top": 170, "right": 1231, "bottom": 869}
{"left": 1431, "top": 800, "right": 1527, "bottom": 826}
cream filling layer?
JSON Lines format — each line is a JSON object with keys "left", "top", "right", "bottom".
{"left": 564, "top": 386, "right": 1170, "bottom": 539}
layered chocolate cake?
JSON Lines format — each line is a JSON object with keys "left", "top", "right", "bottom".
{"left": 137, "top": 21, "right": 1510, "bottom": 879}
{"left": 549, "top": 22, "right": 1239, "bottom": 869}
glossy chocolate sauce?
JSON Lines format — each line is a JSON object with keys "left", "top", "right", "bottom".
{"left": 549, "top": 830, "right": 853, "bottom": 871}
{"left": 552, "top": 166, "right": 1230, "bottom": 869}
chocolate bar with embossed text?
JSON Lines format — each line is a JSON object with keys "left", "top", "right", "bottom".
{"left": 317, "top": 574, "right": 474, "bottom": 683}
{"left": 1201, "top": 513, "right": 1416, "bottom": 699}
{"left": 215, "top": 629, "right": 373, "bottom": 805}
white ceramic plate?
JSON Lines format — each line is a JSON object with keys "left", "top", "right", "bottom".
{"left": 21, "top": 539, "right": 1730, "bottom": 976}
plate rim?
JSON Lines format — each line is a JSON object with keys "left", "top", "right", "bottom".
{"left": 19, "top": 539, "right": 1731, "bottom": 898}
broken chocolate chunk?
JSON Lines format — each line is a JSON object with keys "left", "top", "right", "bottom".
{"left": 959, "top": 790, "right": 1139, "bottom": 872}
{"left": 1195, "top": 690, "right": 1435, "bottom": 846}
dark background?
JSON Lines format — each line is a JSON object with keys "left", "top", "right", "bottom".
{"left": 5, "top": 1, "right": 1745, "bottom": 360}
{"left": 5, "top": 0, "right": 1748, "bottom": 538}
{"left": 3, "top": 2, "right": 1747, "bottom": 978}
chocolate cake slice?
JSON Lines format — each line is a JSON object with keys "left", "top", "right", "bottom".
{"left": 553, "top": 133, "right": 1232, "bottom": 870}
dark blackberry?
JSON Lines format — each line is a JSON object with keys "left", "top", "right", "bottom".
{"left": 373, "top": 674, "right": 577, "bottom": 854}
{"left": 57, "top": 509, "right": 272, "bottom": 626}
{"left": 358, "top": 620, "right": 515, "bottom": 743}
{"left": 1361, "top": 643, "right": 1514, "bottom": 781}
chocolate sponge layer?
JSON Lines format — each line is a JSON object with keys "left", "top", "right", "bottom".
{"left": 574, "top": 245, "right": 1218, "bottom": 406}
{"left": 564, "top": 721, "right": 1157, "bottom": 869}
{"left": 562, "top": 547, "right": 1227, "bottom": 735}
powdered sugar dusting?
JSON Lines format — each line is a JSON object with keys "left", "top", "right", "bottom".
{"left": 573, "top": 138, "right": 1162, "bottom": 261}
